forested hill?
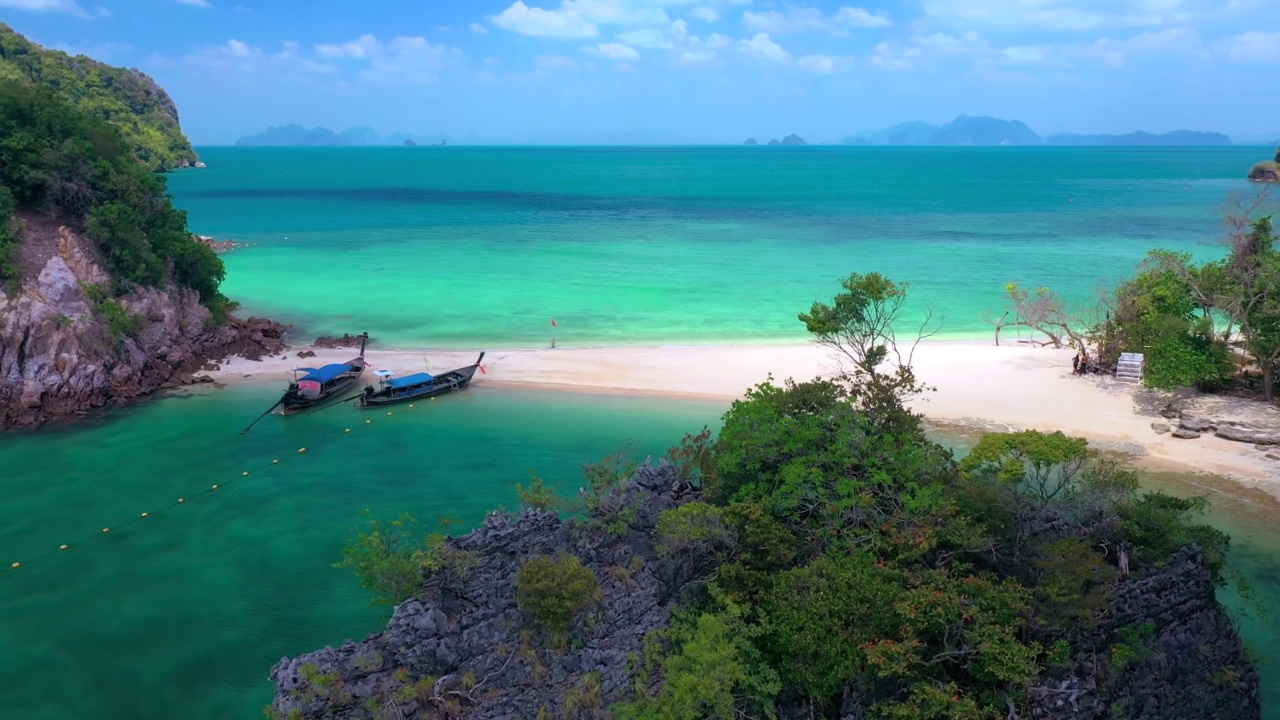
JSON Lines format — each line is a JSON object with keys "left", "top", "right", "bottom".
{"left": 0, "top": 23, "right": 197, "bottom": 172}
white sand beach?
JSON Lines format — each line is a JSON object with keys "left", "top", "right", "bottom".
{"left": 206, "top": 340, "right": 1280, "bottom": 497}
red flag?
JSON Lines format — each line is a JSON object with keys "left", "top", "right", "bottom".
{"left": 551, "top": 317, "right": 557, "bottom": 327}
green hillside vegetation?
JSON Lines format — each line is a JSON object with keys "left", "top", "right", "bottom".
{"left": 0, "top": 23, "right": 197, "bottom": 172}
{"left": 341, "top": 274, "right": 1246, "bottom": 719}
{"left": 0, "top": 79, "right": 229, "bottom": 313}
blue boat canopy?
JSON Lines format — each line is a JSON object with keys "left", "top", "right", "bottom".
{"left": 387, "top": 372, "right": 434, "bottom": 389}
{"left": 297, "top": 363, "right": 353, "bottom": 384}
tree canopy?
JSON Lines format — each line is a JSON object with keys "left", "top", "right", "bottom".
{"left": 0, "top": 23, "right": 197, "bottom": 172}
{"left": 0, "top": 78, "right": 228, "bottom": 310}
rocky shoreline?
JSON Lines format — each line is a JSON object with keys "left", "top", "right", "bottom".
{"left": 267, "top": 462, "right": 1259, "bottom": 720}
{"left": 0, "top": 220, "right": 288, "bottom": 428}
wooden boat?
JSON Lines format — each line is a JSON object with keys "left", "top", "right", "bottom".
{"left": 358, "top": 352, "right": 485, "bottom": 408}
{"left": 279, "top": 334, "right": 369, "bottom": 414}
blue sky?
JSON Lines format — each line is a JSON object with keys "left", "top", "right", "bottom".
{"left": 2, "top": 0, "right": 1278, "bottom": 144}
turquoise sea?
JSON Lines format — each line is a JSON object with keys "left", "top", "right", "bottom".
{"left": 1, "top": 147, "right": 1277, "bottom": 719}
{"left": 173, "top": 145, "right": 1264, "bottom": 347}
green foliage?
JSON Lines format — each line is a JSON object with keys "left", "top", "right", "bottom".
{"left": 0, "top": 77, "right": 229, "bottom": 309}
{"left": 1097, "top": 255, "right": 1233, "bottom": 390}
{"left": 1112, "top": 492, "right": 1230, "bottom": 585}
{"left": 0, "top": 24, "right": 197, "bottom": 171}
{"left": 1110, "top": 622, "right": 1157, "bottom": 672}
{"left": 515, "top": 553, "right": 601, "bottom": 650}
{"left": 0, "top": 186, "right": 18, "bottom": 288}
{"left": 579, "top": 444, "right": 642, "bottom": 537}
{"left": 798, "top": 272, "right": 936, "bottom": 431}
{"left": 334, "top": 512, "right": 426, "bottom": 607}
{"left": 516, "top": 471, "right": 560, "bottom": 511}
{"left": 663, "top": 426, "right": 718, "bottom": 497}
{"left": 95, "top": 298, "right": 143, "bottom": 339}
{"left": 959, "top": 430, "right": 1095, "bottom": 508}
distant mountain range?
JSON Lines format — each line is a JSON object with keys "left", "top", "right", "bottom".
{"left": 234, "top": 125, "right": 469, "bottom": 147}
{"left": 842, "top": 116, "right": 1251, "bottom": 147}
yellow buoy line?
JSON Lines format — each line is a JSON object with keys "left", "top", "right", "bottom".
{"left": 3, "top": 400, "right": 433, "bottom": 577}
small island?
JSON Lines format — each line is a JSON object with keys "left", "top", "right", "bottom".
{"left": 1248, "top": 146, "right": 1280, "bottom": 183}
{"left": 743, "top": 137, "right": 757, "bottom": 145}
{"left": 780, "top": 133, "right": 806, "bottom": 145}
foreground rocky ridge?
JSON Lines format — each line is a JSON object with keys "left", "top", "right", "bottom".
{"left": 0, "top": 217, "right": 286, "bottom": 428}
{"left": 268, "top": 463, "right": 1258, "bottom": 720}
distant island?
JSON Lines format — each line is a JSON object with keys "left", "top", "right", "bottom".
{"left": 752, "top": 134, "right": 805, "bottom": 146}
{"left": 234, "top": 125, "right": 462, "bottom": 147}
{"left": 1249, "top": 146, "right": 1280, "bottom": 182}
{"left": 843, "top": 115, "right": 1040, "bottom": 146}
{"left": 1047, "top": 130, "right": 1231, "bottom": 146}
{"left": 843, "top": 115, "right": 1246, "bottom": 147}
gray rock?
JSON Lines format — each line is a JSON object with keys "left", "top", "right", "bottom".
{"left": 1, "top": 220, "right": 289, "bottom": 428}
{"left": 1179, "top": 417, "right": 1216, "bottom": 432}
{"left": 1151, "top": 423, "right": 1171, "bottom": 435}
{"left": 1213, "top": 425, "right": 1280, "bottom": 446}
{"left": 1172, "top": 429, "right": 1202, "bottom": 439}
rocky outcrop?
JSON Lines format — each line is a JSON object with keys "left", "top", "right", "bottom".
{"left": 268, "top": 463, "right": 700, "bottom": 720}
{"left": 743, "top": 137, "right": 758, "bottom": 145}
{"left": 269, "top": 464, "right": 1258, "bottom": 720}
{"left": 1248, "top": 162, "right": 1279, "bottom": 183}
{"left": 780, "top": 133, "right": 806, "bottom": 145}
{"left": 314, "top": 333, "right": 370, "bottom": 349}
{"left": 0, "top": 221, "right": 287, "bottom": 428}
{"left": 1029, "top": 548, "right": 1259, "bottom": 719}
{"left": 194, "top": 235, "right": 251, "bottom": 253}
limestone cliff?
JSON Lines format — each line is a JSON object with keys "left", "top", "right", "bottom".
{"left": 267, "top": 464, "right": 1259, "bottom": 720}
{"left": 0, "top": 214, "right": 286, "bottom": 427}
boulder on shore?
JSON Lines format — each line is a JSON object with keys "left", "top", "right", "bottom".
{"left": 313, "top": 333, "right": 370, "bottom": 349}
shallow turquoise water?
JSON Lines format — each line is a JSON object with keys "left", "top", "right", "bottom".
{"left": 1, "top": 388, "right": 1275, "bottom": 718}
{"left": 0, "top": 386, "right": 724, "bottom": 719}
{"left": 2, "top": 146, "right": 1276, "bottom": 719}
{"left": 168, "top": 146, "right": 1266, "bottom": 347}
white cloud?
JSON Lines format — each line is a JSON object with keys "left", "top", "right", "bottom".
{"left": 490, "top": 0, "right": 678, "bottom": 38}
{"left": 176, "top": 0, "right": 211, "bottom": 8}
{"left": 491, "top": 1, "right": 599, "bottom": 38}
{"left": 534, "top": 54, "right": 580, "bottom": 72}
{"left": 833, "top": 7, "right": 891, "bottom": 28}
{"left": 917, "top": 0, "right": 1235, "bottom": 31}
{"left": 585, "top": 42, "right": 641, "bottom": 60}
{"left": 0, "top": 0, "right": 89, "bottom": 16}
{"left": 739, "top": 32, "right": 789, "bottom": 62}
{"left": 470, "top": 22, "right": 489, "bottom": 35}
{"left": 1220, "top": 31, "right": 1280, "bottom": 63}
{"left": 186, "top": 34, "right": 461, "bottom": 84}
{"left": 743, "top": 5, "right": 890, "bottom": 34}
{"left": 796, "top": 54, "right": 838, "bottom": 72}
{"left": 691, "top": 6, "right": 718, "bottom": 22}
{"left": 617, "top": 27, "right": 674, "bottom": 49}
{"left": 870, "top": 31, "right": 988, "bottom": 71}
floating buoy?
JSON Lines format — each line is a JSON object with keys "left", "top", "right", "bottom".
{"left": 387, "top": 412, "right": 392, "bottom": 416}
{"left": 298, "top": 448, "right": 307, "bottom": 454}
{"left": 242, "top": 471, "right": 250, "bottom": 477}
{"left": 366, "top": 420, "right": 371, "bottom": 424}
{"left": 59, "top": 545, "right": 68, "bottom": 551}
{"left": 431, "top": 397, "right": 436, "bottom": 401}
{"left": 409, "top": 404, "right": 414, "bottom": 408}
{"left": 11, "top": 562, "right": 19, "bottom": 568}
{"left": 272, "top": 459, "right": 280, "bottom": 464}
{"left": 178, "top": 498, "right": 185, "bottom": 504}
{"left": 345, "top": 428, "right": 351, "bottom": 433}
{"left": 102, "top": 528, "right": 110, "bottom": 533}
{"left": 141, "top": 512, "right": 149, "bottom": 518}
{"left": 211, "top": 484, "right": 219, "bottom": 491}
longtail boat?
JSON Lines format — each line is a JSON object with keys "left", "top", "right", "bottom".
{"left": 358, "top": 352, "right": 485, "bottom": 408}
{"left": 279, "top": 334, "right": 369, "bottom": 414}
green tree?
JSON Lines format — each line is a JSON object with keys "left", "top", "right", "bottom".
{"left": 335, "top": 513, "right": 427, "bottom": 607}
{"left": 798, "top": 272, "right": 939, "bottom": 431}
{"left": 1097, "top": 254, "right": 1233, "bottom": 390}
{"left": 516, "top": 553, "right": 601, "bottom": 650}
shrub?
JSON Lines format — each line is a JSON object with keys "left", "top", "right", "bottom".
{"left": 516, "top": 553, "right": 601, "bottom": 650}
